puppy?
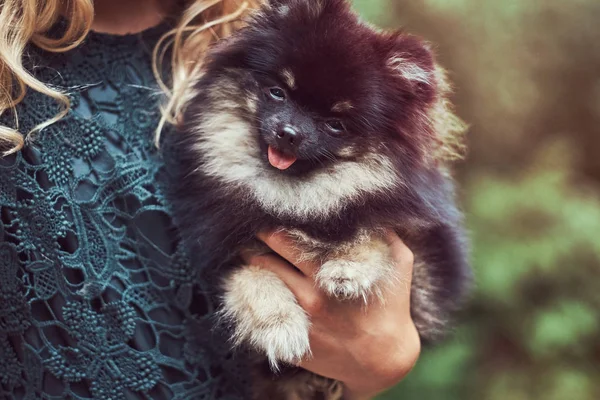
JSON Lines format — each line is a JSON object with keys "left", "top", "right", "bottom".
{"left": 164, "top": 0, "right": 471, "bottom": 398}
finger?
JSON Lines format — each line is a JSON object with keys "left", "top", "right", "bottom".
{"left": 239, "top": 247, "right": 272, "bottom": 263}
{"left": 257, "top": 230, "right": 319, "bottom": 277}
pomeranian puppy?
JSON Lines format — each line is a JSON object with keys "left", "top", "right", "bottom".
{"left": 164, "top": 0, "right": 471, "bottom": 398}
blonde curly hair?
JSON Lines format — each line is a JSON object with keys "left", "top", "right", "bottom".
{"left": 0, "top": 0, "right": 261, "bottom": 157}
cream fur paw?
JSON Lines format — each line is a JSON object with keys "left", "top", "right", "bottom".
{"left": 222, "top": 266, "right": 311, "bottom": 369}
{"left": 316, "top": 259, "right": 381, "bottom": 301}
{"left": 316, "top": 236, "right": 397, "bottom": 302}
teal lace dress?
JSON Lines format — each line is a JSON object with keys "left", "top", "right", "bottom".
{"left": 0, "top": 23, "right": 251, "bottom": 400}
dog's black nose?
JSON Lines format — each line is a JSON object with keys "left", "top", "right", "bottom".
{"left": 275, "top": 125, "right": 302, "bottom": 152}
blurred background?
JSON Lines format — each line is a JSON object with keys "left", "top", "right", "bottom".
{"left": 350, "top": 1, "right": 600, "bottom": 399}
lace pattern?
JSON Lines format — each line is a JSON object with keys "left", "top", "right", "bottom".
{"left": 0, "top": 24, "right": 250, "bottom": 400}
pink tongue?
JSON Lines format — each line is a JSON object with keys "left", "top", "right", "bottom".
{"left": 268, "top": 146, "right": 297, "bottom": 170}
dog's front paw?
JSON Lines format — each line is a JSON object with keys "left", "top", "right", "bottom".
{"left": 316, "top": 238, "right": 397, "bottom": 302}
{"left": 316, "top": 259, "right": 379, "bottom": 301}
{"left": 222, "top": 266, "right": 311, "bottom": 369}
{"left": 253, "top": 308, "right": 311, "bottom": 368}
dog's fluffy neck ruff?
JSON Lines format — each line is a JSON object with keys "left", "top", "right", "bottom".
{"left": 193, "top": 110, "right": 399, "bottom": 221}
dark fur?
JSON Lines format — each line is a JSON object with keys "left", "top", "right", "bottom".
{"left": 164, "top": 0, "right": 471, "bottom": 398}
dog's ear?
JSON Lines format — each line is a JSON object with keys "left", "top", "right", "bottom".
{"left": 381, "top": 33, "right": 438, "bottom": 103}
{"left": 376, "top": 33, "right": 444, "bottom": 160}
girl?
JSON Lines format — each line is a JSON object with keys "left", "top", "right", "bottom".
{"left": 0, "top": 1, "right": 420, "bottom": 398}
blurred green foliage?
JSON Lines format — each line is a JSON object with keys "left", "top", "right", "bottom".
{"left": 350, "top": 0, "right": 600, "bottom": 398}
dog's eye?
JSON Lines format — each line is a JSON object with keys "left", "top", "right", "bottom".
{"left": 269, "top": 87, "right": 286, "bottom": 101}
{"left": 325, "top": 119, "right": 346, "bottom": 133}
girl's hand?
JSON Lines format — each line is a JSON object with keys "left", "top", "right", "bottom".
{"left": 241, "top": 231, "right": 420, "bottom": 400}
